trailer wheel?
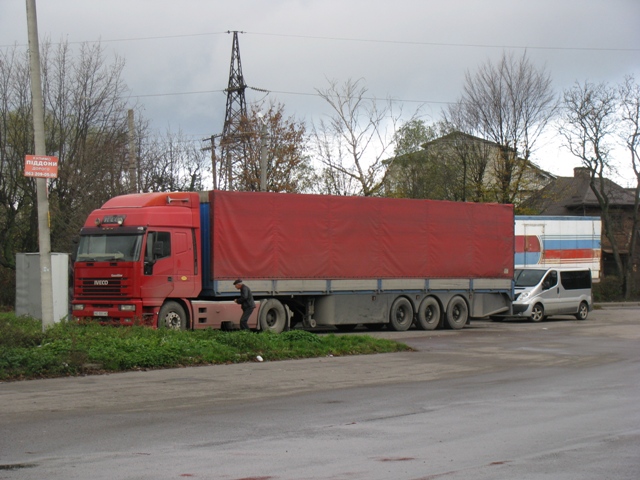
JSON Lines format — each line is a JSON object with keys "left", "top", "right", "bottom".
{"left": 445, "top": 296, "right": 468, "bottom": 330}
{"left": 388, "top": 297, "right": 414, "bottom": 331}
{"left": 158, "top": 301, "right": 188, "bottom": 330}
{"left": 416, "top": 297, "right": 441, "bottom": 330}
{"left": 259, "top": 298, "right": 287, "bottom": 333}
{"left": 575, "top": 301, "right": 589, "bottom": 320}
{"left": 530, "top": 303, "right": 545, "bottom": 322}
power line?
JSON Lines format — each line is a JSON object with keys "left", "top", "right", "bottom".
{"left": 3, "top": 29, "right": 638, "bottom": 52}
{"left": 129, "top": 86, "right": 455, "bottom": 105}
{"left": 244, "top": 31, "right": 640, "bottom": 53}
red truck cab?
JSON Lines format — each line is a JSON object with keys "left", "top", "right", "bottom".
{"left": 72, "top": 192, "right": 202, "bottom": 327}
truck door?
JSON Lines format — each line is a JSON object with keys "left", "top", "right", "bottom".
{"left": 141, "top": 231, "right": 175, "bottom": 301}
{"left": 171, "top": 229, "right": 198, "bottom": 297}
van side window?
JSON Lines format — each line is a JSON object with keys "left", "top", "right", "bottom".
{"left": 560, "top": 270, "right": 592, "bottom": 290}
{"left": 542, "top": 270, "right": 557, "bottom": 290}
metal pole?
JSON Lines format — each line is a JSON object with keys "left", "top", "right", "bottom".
{"left": 260, "top": 121, "right": 268, "bottom": 192}
{"left": 25, "top": 0, "right": 54, "bottom": 330}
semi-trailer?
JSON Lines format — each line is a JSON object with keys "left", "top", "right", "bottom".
{"left": 72, "top": 191, "right": 514, "bottom": 332}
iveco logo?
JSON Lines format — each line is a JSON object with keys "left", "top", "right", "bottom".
{"left": 94, "top": 280, "right": 109, "bottom": 286}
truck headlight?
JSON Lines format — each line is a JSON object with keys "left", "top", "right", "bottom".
{"left": 72, "top": 304, "right": 84, "bottom": 311}
{"left": 119, "top": 305, "right": 136, "bottom": 312}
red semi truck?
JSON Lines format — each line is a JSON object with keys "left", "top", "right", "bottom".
{"left": 71, "top": 191, "right": 514, "bottom": 332}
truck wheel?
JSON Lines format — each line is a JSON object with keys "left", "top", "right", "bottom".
{"left": 388, "top": 297, "right": 414, "bottom": 331}
{"left": 445, "top": 296, "right": 468, "bottom": 330}
{"left": 575, "top": 301, "right": 589, "bottom": 320}
{"left": 259, "top": 298, "right": 287, "bottom": 333}
{"left": 158, "top": 301, "right": 188, "bottom": 330}
{"left": 530, "top": 303, "right": 545, "bottom": 322}
{"left": 416, "top": 297, "right": 441, "bottom": 330}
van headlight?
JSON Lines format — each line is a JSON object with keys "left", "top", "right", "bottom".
{"left": 518, "top": 291, "right": 530, "bottom": 301}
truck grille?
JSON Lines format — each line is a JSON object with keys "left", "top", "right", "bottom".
{"left": 78, "top": 277, "right": 129, "bottom": 298}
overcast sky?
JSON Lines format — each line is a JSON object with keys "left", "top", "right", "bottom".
{"left": 2, "top": 0, "right": 639, "bottom": 185}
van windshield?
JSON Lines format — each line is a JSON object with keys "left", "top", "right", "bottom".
{"left": 514, "top": 269, "right": 547, "bottom": 287}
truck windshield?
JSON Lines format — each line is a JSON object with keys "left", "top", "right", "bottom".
{"left": 514, "top": 269, "right": 547, "bottom": 287}
{"left": 76, "top": 233, "right": 143, "bottom": 262}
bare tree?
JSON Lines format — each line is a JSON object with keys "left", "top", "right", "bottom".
{"left": 312, "top": 78, "right": 403, "bottom": 196}
{"left": 559, "top": 80, "right": 635, "bottom": 296}
{"left": 446, "top": 52, "right": 556, "bottom": 204}
{"left": 137, "top": 129, "right": 210, "bottom": 193}
{"left": 0, "top": 41, "right": 134, "bottom": 306}
{"left": 618, "top": 75, "right": 640, "bottom": 297}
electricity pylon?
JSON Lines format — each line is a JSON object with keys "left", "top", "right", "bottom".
{"left": 219, "top": 30, "right": 248, "bottom": 190}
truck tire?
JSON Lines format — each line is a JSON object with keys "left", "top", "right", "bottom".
{"left": 445, "top": 296, "right": 468, "bottom": 330}
{"left": 259, "top": 298, "right": 287, "bottom": 333}
{"left": 575, "top": 301, "right": 589, "bottom": 320}
{"left": 416, "top": 296, "right": 441, "bottom": 330}
{"left": 388, "top": 297, "right": 414, "bottom": 331}
{"left": 530, "top": 303, "right": 545, "bottom": 322}
{"left": 158, "top": 301, "right": 188, "bottom": 330}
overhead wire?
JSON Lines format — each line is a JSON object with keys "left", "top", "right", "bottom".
{"left": 2, "top": 29, "right": 637, "bottom": 52}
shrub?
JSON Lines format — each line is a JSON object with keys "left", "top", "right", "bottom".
{"left": 593, "top": 276, "right": 623, "bottom": 302}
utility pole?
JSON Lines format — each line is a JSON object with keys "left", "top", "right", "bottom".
{"left": 260, "top": 121, "right": 268, "bottom": 192}
{"left": 127, "top": 109, "right": 137, "bottom": 193}
{"left": 25, "top": 0, "right": 54, "bottom": 330}
{"left": 202, "top": 134, "right": 221, "bottom": 190}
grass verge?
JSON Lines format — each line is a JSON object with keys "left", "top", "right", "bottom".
{"left": 0, "top": 313, "right": 411, "bottom": 381}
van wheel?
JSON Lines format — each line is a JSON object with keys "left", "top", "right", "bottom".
{"left": 575, "top": 301, "right": 589, "bottom": 320}
{"left": 259, "top": 298, "right": 287, "bottom": 333}
{"left": 388, "top": 297, "right": 414, "bottom": 331}
{"left": 530, "top": 303, "right": 545, "bottom": 322}
{"left": 445, "top": 296, "right": 468, "bottom": 330}
{"left": 416, "top": 297, "right": 441, "bottom": 330}
{"left": 158, "top": 301, "right": 188, "bottom": 330}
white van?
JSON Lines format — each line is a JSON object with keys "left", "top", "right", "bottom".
{"left": 511, "top": 268, "right": 592, "bottom": 322}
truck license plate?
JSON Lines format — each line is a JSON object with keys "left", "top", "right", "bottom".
{"left": 94, "top": 311, "right": 108, "bottom": 317}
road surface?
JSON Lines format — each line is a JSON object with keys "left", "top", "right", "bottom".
{"left": 1, "top": 305, "right": 639, "bottom": 479}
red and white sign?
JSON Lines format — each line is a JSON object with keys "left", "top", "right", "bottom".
{"left": 24, "top": 155, "right": 59, "bottom": 178}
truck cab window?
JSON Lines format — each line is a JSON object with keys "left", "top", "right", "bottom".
{"left": 146, "top": 231, "right": 171, "bottom": 260}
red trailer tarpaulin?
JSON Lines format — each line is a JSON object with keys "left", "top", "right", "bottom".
{"left": 210, "top": 191, "right": 513, "bottom": 280}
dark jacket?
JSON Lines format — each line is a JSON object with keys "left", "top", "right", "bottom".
{"left": 237, "top": 284, "right": 255, "bottom": 311}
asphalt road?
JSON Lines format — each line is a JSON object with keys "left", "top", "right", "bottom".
{"left": 1, "top": 305, "right": 639, "bottom": 479}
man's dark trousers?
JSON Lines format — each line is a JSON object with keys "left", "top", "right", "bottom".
{"left": 240, "top": 306, "right": 254, "bottom": 330}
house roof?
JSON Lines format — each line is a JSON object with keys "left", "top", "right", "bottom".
{"left": 523, "top": 167, "right": 636, "bottom": 214}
